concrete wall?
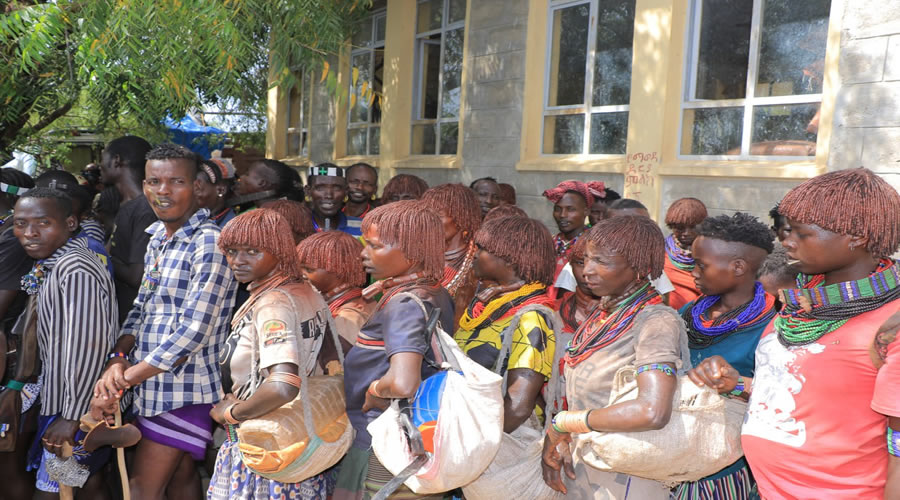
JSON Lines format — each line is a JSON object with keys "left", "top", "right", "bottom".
{"left": 830, "top": 0, "right": 900, "bottom": 190}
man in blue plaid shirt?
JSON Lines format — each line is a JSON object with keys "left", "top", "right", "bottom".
{"left": 93, "top": 144, "right": 237, "bottom": 499}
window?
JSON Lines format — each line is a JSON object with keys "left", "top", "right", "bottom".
{"left": 411, "top": 0, "right": 465, "bottom": 155}
{"left": 348, "top": 11, "right": 386, "bottom": 156}
{"left": 681, "top": 0, "right": 830, "bottom": 158}
{"left": 286, "top": 72, "right": 312, "bottom": 158}
{"left": 542, "top": 0, "right": 635, "bottom": 155}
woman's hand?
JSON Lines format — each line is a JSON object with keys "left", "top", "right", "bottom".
{"left": 89, "top": 392, "right": 120, "bottom": 426}
{"left": 362, "top": 381, "right": 390, "bottom": 412}
{"left": 687, "top": 355, "right": 741, "bottom": 393}
{"left": 541, "top": 425, "right": 575, "bottom": 494}
{"left": 210, "top": 394, "right": 238, "bottom": 426}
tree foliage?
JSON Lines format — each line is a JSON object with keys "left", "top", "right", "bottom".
{"left": 0, "top": 0, "right": 371, "bottom": 160}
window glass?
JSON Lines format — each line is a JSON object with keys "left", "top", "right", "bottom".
{"left": 286, "top": 72, "right": 311, "bottom": 158}
{"left": 543, "top": 0, "right": 634, "bottom": 155}
{"left": 412, "top": 0, "right": 466, "bottom": 155}
{"left": 347, "top": 11, "right": 385, "bottom": 156}
{"left": 681, "top": 0, "right": 829, "bottom": 158}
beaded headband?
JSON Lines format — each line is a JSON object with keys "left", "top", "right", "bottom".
{"left": 308, "top": 165, "right": 344, "bottom": 178}
{"left": 0, "top": 182, "right": 30, "bottom": 196}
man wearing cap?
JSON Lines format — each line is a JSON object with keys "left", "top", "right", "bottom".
{"left": 306, "top": 163, "right": 363, "bottom": 237}
{"left": 196, "top": 157, "right": 236, "bottom": 227}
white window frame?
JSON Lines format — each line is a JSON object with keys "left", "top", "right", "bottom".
{"left": 541, "top": 0, "right": 632, "bottom": 157}
{"left": 347, "top": 9, "right": 387, "bottom": 157}
{"left": 285, "top": 71, "right": 312, "bottom": 159}
{"left": 411, "top": 0, "right": 465, "bottom": 156}
{"left": 678, "top": 0, "right": 825, "bottom": 161}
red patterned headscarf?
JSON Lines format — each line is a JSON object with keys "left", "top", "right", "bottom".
{"left": 586, "top": 181, "right": 607, "bottom": 201}
{"left": 542, "top": 180, "right": 595, "bottom": 208}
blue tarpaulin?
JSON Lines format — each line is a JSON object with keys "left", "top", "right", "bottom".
{"left": 164, "top": 116, "right": 226, "bottom": 160}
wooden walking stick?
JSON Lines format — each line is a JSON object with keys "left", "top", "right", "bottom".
{"left": 115, "top": 408, "right": 131, "bottom": 500}
{"left": 58, "top": 442, "right": 74, "bottom": 500}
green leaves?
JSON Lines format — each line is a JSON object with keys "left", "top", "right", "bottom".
{"left": 0, "top": 0, "right": 371, "bottom": 156}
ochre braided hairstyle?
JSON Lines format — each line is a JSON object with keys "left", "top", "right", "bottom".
{"left": 779, "top": 167, "right": 900, "bottom": 257}
{"left": 570, "top": 235, "right": 589, "bottom": 262}
{"left": 665, "top": 197, "right": 708, "bottom": 227}
{"left": 474, "top": 215, "right": 556, "bottom": 285}
{"left": 381, "top": 174, "right": 429, "bottom": 203}
{"left": 421, "top": 183, "right": 482, "bottom": 241}
{"left": 484, "top": 204, "right": 528, "bottom": 221}
{"left": 361, "top": 200, "right": 444, "bottom": 280}
{"left": 261, "top": 199, "right": 315, "bottom": 241}
{"left": 218, "top": 208, "right": 305, "bottom": 280}
{"left": 498, "top": 183, "right": 517, "bottom": 205}
{"left": 296, "top": 231, "right": 366, "bottom": 287}
{"left": 586, "top": 215, "right": 666, "bottom": 279}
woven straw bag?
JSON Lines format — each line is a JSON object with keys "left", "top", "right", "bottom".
{"left": 462, "top": 304, "right": 568, "bottom": 500}
{"left": 235, "top": 289, "right": 353, "bottom": 483}
{"left": 573, "top": 365, "right": 746, "bottom": 486}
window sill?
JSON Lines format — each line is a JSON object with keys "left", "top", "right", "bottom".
{"left": 279, "top": 156, "right": 311, "bottom": 167}
{"left": 392, "top": 155, "right": 460, "bottom": 170}
{"left": 515, "top": 156, "right": 626, "bottom": 173}
{"left": 334, "top": 155, "right": 382, "bottom": 167}
{"left": 658, "top": 160, "right": 824, "bottom": 179}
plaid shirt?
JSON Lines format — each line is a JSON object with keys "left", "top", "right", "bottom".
{"left": 120, "top": 208, "right": 237, "bottom": 417}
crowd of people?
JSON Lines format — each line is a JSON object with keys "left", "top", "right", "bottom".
{"left": 0, "top": 134, "right": 899, "bottom": 500}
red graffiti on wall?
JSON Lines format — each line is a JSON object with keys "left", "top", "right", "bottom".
{"left": 624, "top": 152, "right": 659, "bottom": 198}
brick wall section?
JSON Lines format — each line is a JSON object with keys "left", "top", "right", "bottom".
{"left": 829, "top": 0, "right": 900, "bottom": 192}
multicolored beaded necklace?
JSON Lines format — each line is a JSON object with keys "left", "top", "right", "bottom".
{"left": 554, "top": 232, "right": 580, "bottom": 258}
{"left": 565, "top": 282, "right": 662, "bottom": 367}
{"left": 684, "top": 282, "right": 776, "bottom": 349}
{"left": 441, "top": 240, "right": 476, "bottom": 297}
{"left": 776, "top": 259, "right": 900, "bottom": 347}
{"left": 665, "top": 234, "right": 694, "bottom": 271}
{"left": 21, "top": 261, "right": 47, "bottom": 295}
{"left": 459, "top": 282, "right": 551, "bottom": 331}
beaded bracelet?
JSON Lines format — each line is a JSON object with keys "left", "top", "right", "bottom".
{"left": 106, "top": 352, "right": 127, "bottom": 362}
{"left": 636, "top": 363, "right": 675, "bottom": 377}
{"left": 4, "top": 380, "right": 24, "bottom": 391}
{"left": 551, "top": 410, "right": 592, "bottom": 434}
{"left": 888, "top": 427, "right": 900, "bottom": 457}
{"left": 729, "top": 377, "right": 746, "bottom": 397}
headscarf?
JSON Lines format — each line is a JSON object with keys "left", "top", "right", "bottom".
{"left": 542, "top": 180, "right": 595, "bottom": 208}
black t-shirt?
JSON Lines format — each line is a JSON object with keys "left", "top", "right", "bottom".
{"left": 0, "top": 225, "right": 31, "bottom": 330}
{"left": 109, "top": 195, "right": 157, "bottom": 324}
{"left": 343, "top": 284, "right": 454, "bottom": 449}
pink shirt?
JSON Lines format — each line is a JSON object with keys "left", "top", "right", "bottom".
{"left": 742, "top": 303, "right": 900, "bottom": 499}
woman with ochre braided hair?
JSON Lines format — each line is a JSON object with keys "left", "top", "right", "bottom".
{"left": 557, "top": 238, "right": 601, "bottom": 335}
{"left": 209, "top": 208, "right": 337, "bottom": 499}
{"left": 663, "top": 197, "right": 708, "bottom": 310}
{"left": 674, "top": 213, "right": 776, "bottom": 500}
{"left": 454, "top": 215, "right": 558, "bottom": 432}
{"left": 380, "top": 174, "right": 428, "bottom": 204}
{"left": 421, "top": 183, "right": 482, "bottom": 330}
{"left": 689, "top": 168, "right": 900, "bottom": 499}
{"left": 260, "top": 199, "right": 315, "bottom": 244}
{"left": 333, "top": 200, "right": 454, "bottom": 500}
{"left": 541, "top": 215, "right": 687, "bottom": 499}
{"left": 296, "top": 230, "right": 374, "bottom": 354}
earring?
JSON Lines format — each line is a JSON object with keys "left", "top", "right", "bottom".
{"left": 218, "top": 193, "right": 224, "bottom": 198}
{"left": 344, "top": 196, "right": 349, "bottom": 203}
{"left": 305, "top": 195, "right": 312, "bottom": 202}
{"left": 371, "top": 194, "right": 377, "bottom": 201}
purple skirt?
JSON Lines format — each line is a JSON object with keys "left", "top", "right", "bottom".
{"left": 135, "top": 403, "right": 213, "bottom": 460}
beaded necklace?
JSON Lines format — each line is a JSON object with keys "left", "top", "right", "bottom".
{"left": 21, "top": 262, "right": 47, "bottom": 295}
{"left": 327, "top": 287, "right": 363, "bottom": 316}
{"left": 665, "top": 234, "right": 694, "bottom": 271}
{"left": 565, "top": 282, "right": 662, "bottom": 367}
{"left": 459, "top": 282, "right": 550, "bottom": 331}
{"left": 684, "top": 282, "right": 776, "bottom": 349}
{"left": 776, "top": 259, "right": 900, "bottom": 347}
{"left": 554, "top": 232, "right": 580, "bottom": 258}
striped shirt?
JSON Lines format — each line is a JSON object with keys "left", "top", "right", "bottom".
{"left": 120, "top": 208, "right": 237, "bottom": 417}
{"left": 36, "top": 237, "right": 118, "bottom": 421}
